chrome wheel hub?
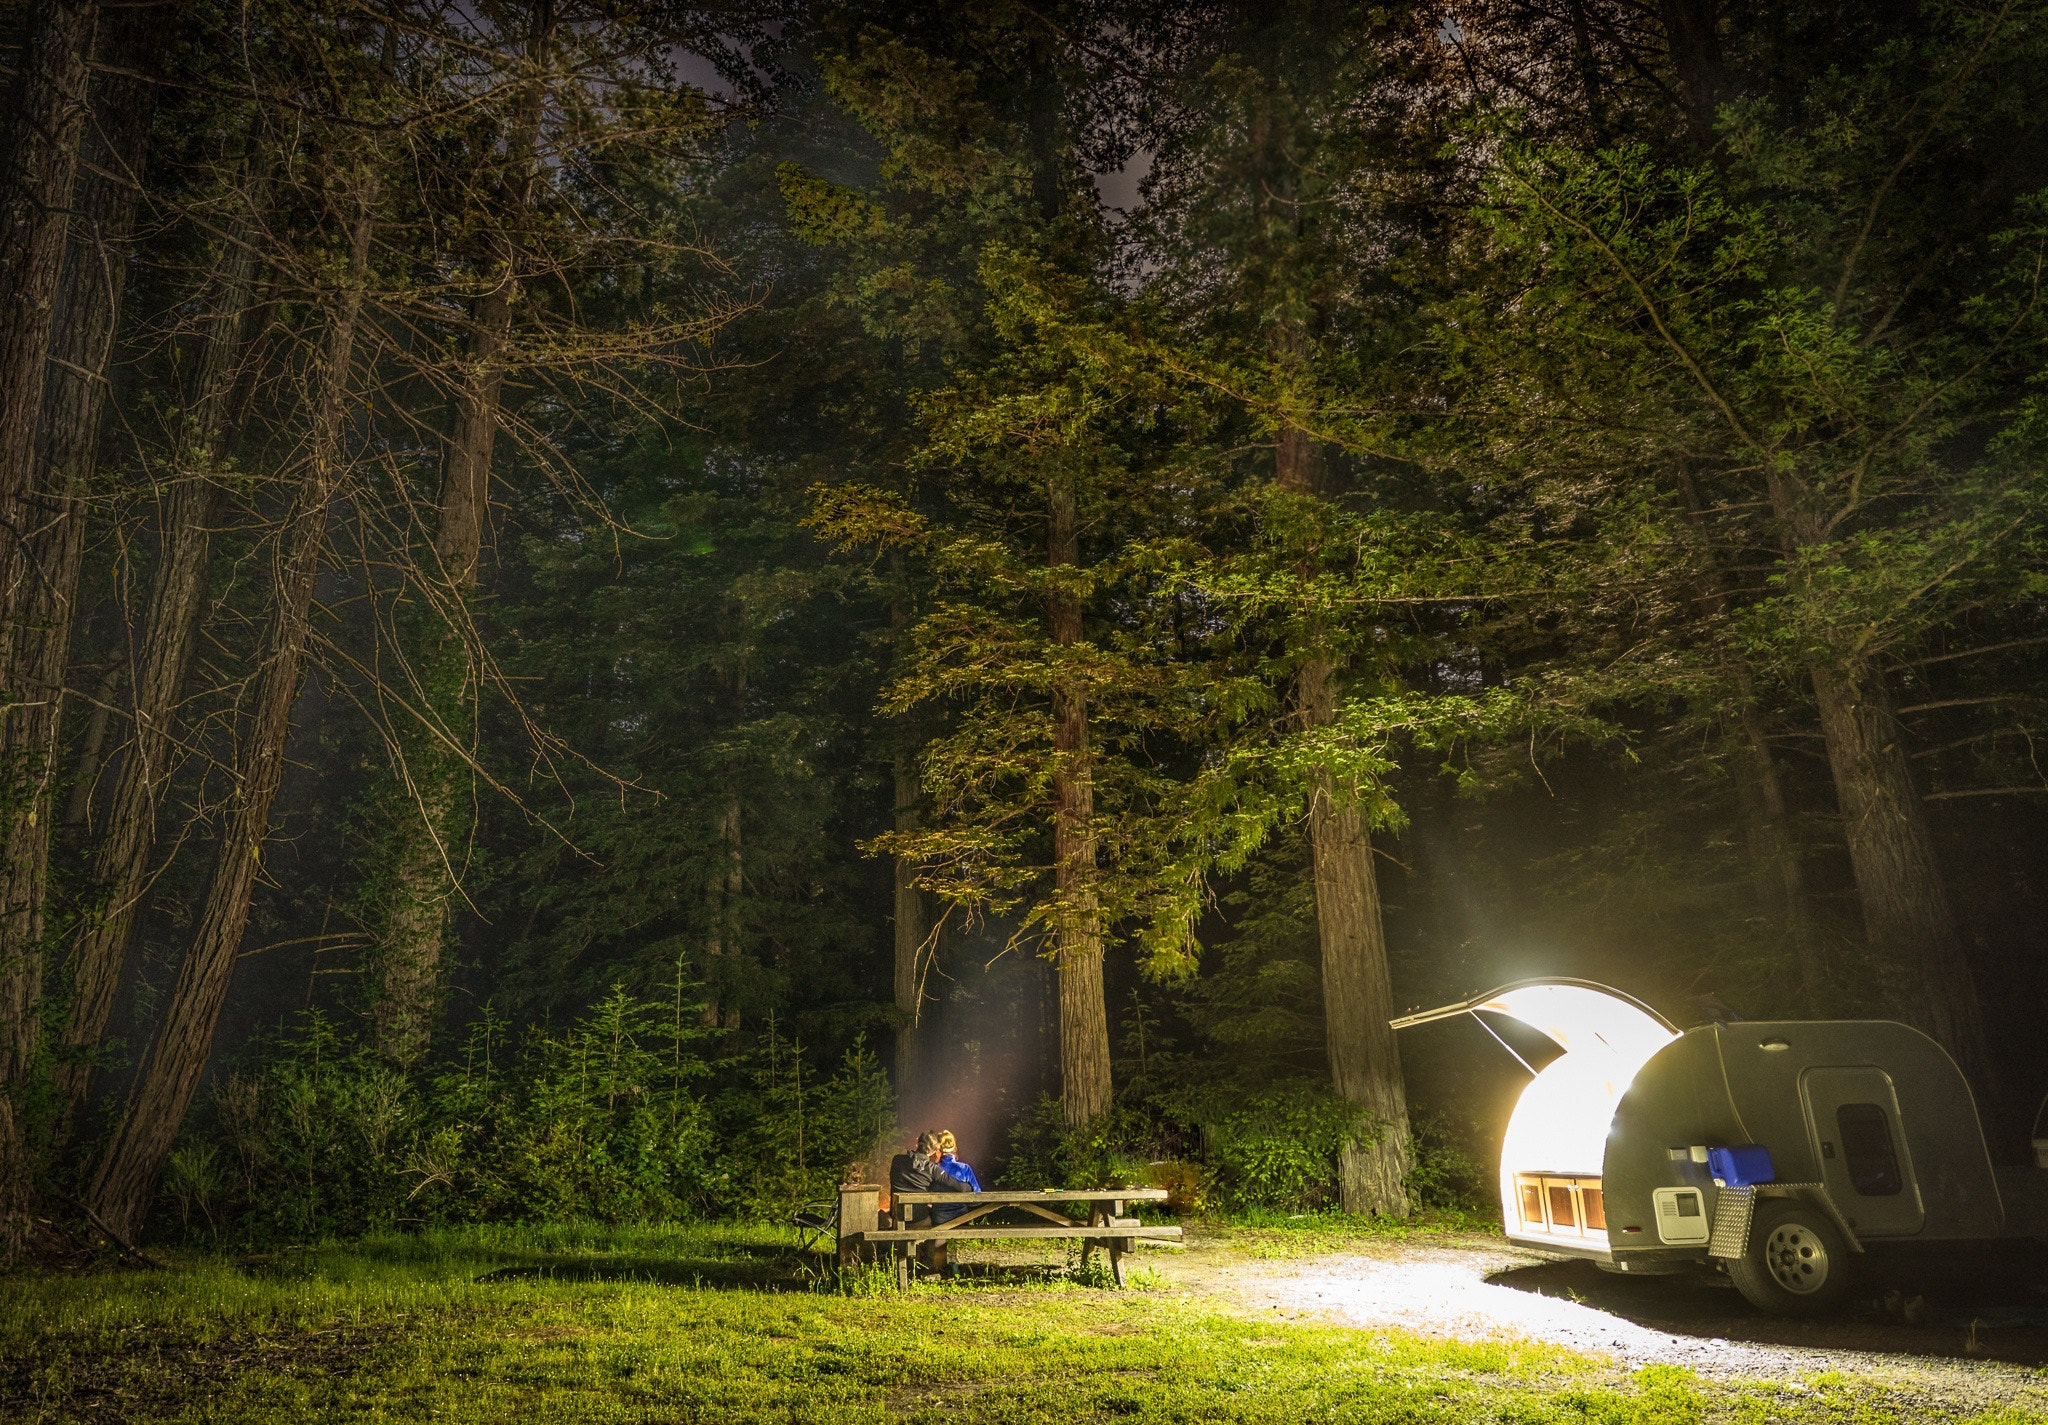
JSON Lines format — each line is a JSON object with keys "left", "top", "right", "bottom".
{"left": 1763, "top": 1222, "right": 1830, "bottom": 1294}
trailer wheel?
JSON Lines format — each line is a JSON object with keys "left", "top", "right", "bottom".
{"left": 1728, "top": 1199, "right": 1851, "bottom": 1315}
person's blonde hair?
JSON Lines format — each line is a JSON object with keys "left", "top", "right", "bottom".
{"left": 935, "top": 1130, "right": 957, "bottom": 1155}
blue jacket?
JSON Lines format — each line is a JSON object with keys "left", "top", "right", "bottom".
{"left": 931, "top": 1155, "right": 982, "bottom": 1222}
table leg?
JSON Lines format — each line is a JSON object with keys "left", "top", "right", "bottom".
{"left": 1109, "top": 1198, "right": 1128, "bottom": 1287}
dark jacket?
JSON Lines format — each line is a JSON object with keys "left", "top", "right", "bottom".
{"left": 890, "top": 1151, "right": 971, "bottom": 1224}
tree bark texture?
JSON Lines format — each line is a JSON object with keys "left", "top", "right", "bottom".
{"left": 1295, "top": 658, "right": 1413, "bottom": 1216}
{"left": 1276, "top": 427, "right": 1411, "bottom": 1217}
{"left": 0, "top": 0, "right": 98, "bottom": 635}
{"left": 368, "top": 26, "right": 548, "bottom": 1062}
{"left": 1046, "top": 476, "right": 1112, "bottom": 1128}
{"left": 1760, "top": 460, "right": 1989, "bottom": 1083}
{"left": 88, "top": 169, "right": 378, "bottom": 1240}
{"left": 1809, "top": 658, "right": 1990, "bottom": 1082}
{"left": 58, "top": 162, "right": 263, "bottom": 1126}
{"left": 0, "top": 0, "right": 118, "bottom": 1257}
{"left": 31, "top": 24, "right": 161, "bottom": 1116}
{"left": 60, "top": 664, "right": 121, "bottom": 835}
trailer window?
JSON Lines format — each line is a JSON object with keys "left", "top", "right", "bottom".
{"left": 1835, "top": 1102, "right": 1902, "bottom": 1196}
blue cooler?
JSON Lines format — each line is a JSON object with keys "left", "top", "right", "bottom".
{"left": 1707, "top": 1144, "right": 1775, "bottom": 1188}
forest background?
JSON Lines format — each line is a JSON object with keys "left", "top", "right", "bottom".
{"left": 1, "top": 0, "right": 2045, "bottom": 1260}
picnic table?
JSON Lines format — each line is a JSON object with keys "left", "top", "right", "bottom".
{"left": 835, "top": 1185, "right": 1182, "bottom": 1287}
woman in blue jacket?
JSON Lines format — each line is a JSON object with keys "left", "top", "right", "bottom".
{"left": 931, "top": 1130, "right": 981, "bottom": 1224}
{"left": 935, "top": 1130, "right": 981, "bottom": 1190}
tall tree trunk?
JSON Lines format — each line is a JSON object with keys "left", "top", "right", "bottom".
{"left": 1563, "top": 0, "right": 1609, "bottom": 142}
{"left": 891, "top": 751, "right": 927, "bottom": 1091}
{"left": 1730, "top": 701, "right": 1825, "bottom": 1009}
{"left": 88, "top": 165, "right": 378, "bottom": 1241}
{"left": 1809, "top": 657, "right": 1989, "bottom": 1079}
{"left": 0, "top": 0, "right": 98, "bottom": 623}
{"left": 1046, "top": 475, "right": 1112, "bottom": 1127}
{"left": 56, "top": 160, "right": 264, "bottom": 1128}
{"left": 30, "top": 13, "right": 163, "bottom": 1107}
{"left": 369, "top": 12, "right": 550, "bottom": 1062}
{"left": 699, "top": 795, "right": 743, "bottom": 1031}
{"left": 61, "top": 664, "right": 121, "bottom": 835}
{"left": 1763, "top": 469, "right": 1988, "bottom": 1083}
{"left": 1659, "top": 0, "right": 1727, "bottom": 153}
{"left": 1675, "top": 468, "right": 1823, "bottom": 1007}
{"left": 1276, "top": 428, "right": 1411, "bottom": 1217}
{"left": 888, "top": 567, "right": 927, "bottom": 1094}
{"left": 0, "top": 0, "right": 109, "bottom": 1258}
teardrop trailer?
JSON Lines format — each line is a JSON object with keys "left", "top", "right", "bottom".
{"left": 1393, "top": 978, "right": 2048, "bottom": 1314}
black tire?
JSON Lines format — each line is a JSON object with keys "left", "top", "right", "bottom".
{"left": 1728, "top": 1198, "right": 1852, "bottom": 1316}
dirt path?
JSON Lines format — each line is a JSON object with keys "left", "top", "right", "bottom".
{"left": 1152, "top": 1232, "right": 2048, "bottom": 1418}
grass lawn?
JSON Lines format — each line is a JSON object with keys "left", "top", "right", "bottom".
{"left": 0, "top": 1221, "right": 2040, "bottom": 1423}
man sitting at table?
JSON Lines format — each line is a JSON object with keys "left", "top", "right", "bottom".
{"left": 889, "top": 1131, "right": 973, "bottom": 1225}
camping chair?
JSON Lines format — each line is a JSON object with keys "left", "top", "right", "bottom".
{"left": 790, "top": 1198, "right": 837, "bottom": 1256}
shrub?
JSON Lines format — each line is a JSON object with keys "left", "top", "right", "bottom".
{"left": 1403, "top": 1112, "right": 1491, "bottom": 1211}
{"left": 998, "top": 1097, "right": 1163, "bottom": 1190}
{"left": 177, "top": 989, "right": 891, "bottom": 1242}
{"left": 1197, "top": 1083, "right": 1371, "bottom": 1211}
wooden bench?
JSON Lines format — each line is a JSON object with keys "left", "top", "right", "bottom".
{"left": 834, "top": 1185, "right": 1181, "bottom": 1287}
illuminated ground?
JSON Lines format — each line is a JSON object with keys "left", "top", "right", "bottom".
{"left": 1152, "top": 1227, "right": 2048, "bottom": 1417}
{"left": 4, "top": 1220, "right": 2046, "bottom": 1422}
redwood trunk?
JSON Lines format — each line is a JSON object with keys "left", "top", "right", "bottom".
{"left": 369, "top": 23, "right": 549, "bottom": 1062}
{"left": 58, "top": 163, "right": 263, "bottom": 1124}
{"left": 1276, "top": 428, "right": 1410, "bottom": 1217}
{"left": 88, "top": 170, "right": 377, "bottom": 1240}
{"left": 1809, "top": 658, "right": 1988, "bottom": 1080}
{"left": 1046, "top": 476, "right": 1112, "bottom": 1127}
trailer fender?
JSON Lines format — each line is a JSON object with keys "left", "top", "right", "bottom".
{"left": 1759, "top": 1183, "right": 1863, "bottom": 1253}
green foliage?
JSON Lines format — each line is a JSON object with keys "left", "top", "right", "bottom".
{"left": 32, "top": 0, "right": 2048, "bottom": 1268}
{"left": 1403, "top": 1113, "right": 1491, "bottom": 1213}
{"left": 190, "top": 991, "right": 891, "bottom": 1241}
{"left": 999, "top": 1097, "right": 1164, "bottom": 1192}
{"left": 1169, "top": 1081, "right": 1371, "bottom": 1213}
{"left": 716, "top": 1026, "right": 896, "bottom": 1219}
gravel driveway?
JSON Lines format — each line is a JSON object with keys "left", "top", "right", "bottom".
{"left": 1157, "top": 1234, "right": 2048, "bottom": 1418}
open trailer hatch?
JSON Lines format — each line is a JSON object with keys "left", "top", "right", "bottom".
{"left": 1393, "top": 977, "right": 2038, "bottom": 1315}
